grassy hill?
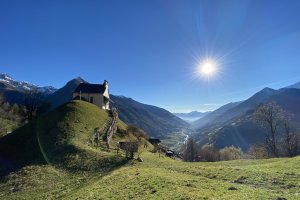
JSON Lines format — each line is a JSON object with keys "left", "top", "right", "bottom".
{"left": 1, "top": 152, "right": 299, "bottom": 199}
{"left": 1, "top": 100, "right": 300, "bottom": 199}
{"left": 0, "top": 100, "right": 128, "bottom": 175}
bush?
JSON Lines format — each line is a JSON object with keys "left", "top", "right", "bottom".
{"left": 198, "top": 145, "right": 219, "bottom": 162}
{"left": 126, "top": 125, "right": 149, "bottom": 141}
{"left": 219, "top": 146, "right": 243, "bottom": 161}
{"left": 248, "top": 144, "right": 268, "bottom": 159}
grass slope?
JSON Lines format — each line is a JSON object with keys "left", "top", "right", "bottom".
{"left": 1, "top": 152, "right": 300, "bottom": 199}
{"left": 1, "top": 100, "right": 300, "bottom": 199}
{"left": 0, "top": 100, "right": 128, "bottom": 175}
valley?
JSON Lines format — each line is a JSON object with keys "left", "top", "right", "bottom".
{"left": 1, "top": 74, "right": 300, "bottom": 199}
{"left": 1, "top": 1, "right": 300, "bottom": 199}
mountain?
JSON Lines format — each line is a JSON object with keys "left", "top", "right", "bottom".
{"left": 193, "top": 87, "right": 300, "bottom": 151}
{"left": 45, "top": 77, "right": 86, "bottom": 110}
{"left": 0, "top": 73, "right": 56, "bottom": 95}
{"left": 45, "top": 78, "right": 189, "bottom": 138}
{"left": 192, "top": 102, "right": 242, "bottom": 128}
{"left": 286, "top": 81, "right": 300, "bottom": 89}
{"left": 193, "top": 87, "right": 277, "bottom": 129}
{"left": 110, "top": 95, "right": 189, "bottom": 138}
{"left": 173, "top": 111, "right": 210, "bottom": 123}
{"left": 0, "top": 73, "right": 56, "bottom": 104}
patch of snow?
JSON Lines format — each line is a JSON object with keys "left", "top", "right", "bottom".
{"left": 0, "top": 79, "right": 10, "bottom": 83}
{"left": 0, "top": 73, "right": 57, "bottom": 94}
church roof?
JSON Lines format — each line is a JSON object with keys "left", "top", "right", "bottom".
{"left": 74, "top": 83, "right": 106, "bottom": 93}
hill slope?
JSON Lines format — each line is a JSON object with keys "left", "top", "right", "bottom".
{"left": 1, "top": 151, "right": 299, "bottom": 199}
{"left": 45, "top": 77, "right": 189, "bottom": 138}
{"left": 192, "top": 101, "right": 242, "bottom": 128}
{"left": 45, "top": 77, "right": 86, "bottom": 110}
{"left": 0, "top": 100, "right": 128, "bottom": 175}
{"left": 110, "top": 95, "right": 189, "bottom": 138}
{"left": 193, "top": 88, "right": 300, "bottom": 151}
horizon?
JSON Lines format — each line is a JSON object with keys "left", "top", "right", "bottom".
{"left": 1, "top": 0, "right": 300, "bottom": 112}
{"left": 1, "top": 71, "right": 298, "bottom": 114}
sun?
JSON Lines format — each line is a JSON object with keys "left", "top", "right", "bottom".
{"left": 198, "top": 59, "right": 218, "bottom": 77}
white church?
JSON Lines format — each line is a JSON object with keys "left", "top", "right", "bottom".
{"left": 72, "top": 80, "right": 110, "bottom": 110}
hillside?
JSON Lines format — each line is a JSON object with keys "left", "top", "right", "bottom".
{"left": 0, "top": 100, "right": 128, "bottom": 175}
{"left": 192, "top": 101, "right": 242, "bottom": 128}
{"left": 193, "top": 88, "right": 300, "bottom": 151}
{"left": 45, "top": 77, "right": 86, "bottom": 110}
{"left": 1, "top": 150, "right": 299, "bottom": 199}
{"left": 110, "top": 95, "right": 189, "bottom": 138}
{"left": 45, "top": 77, "right": 189, "bottom": 138}
{"left": 0, "top": 73, "right": 56, "bottom": 105}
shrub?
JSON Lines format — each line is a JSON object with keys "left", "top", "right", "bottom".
{"left": 248, "top": 144, "right": 268, "bottom": 159}
{"left": 219, "top": 146, "right": 243, "bottom": 161}
{"left": 199, "top": 145, "right": 219, "bottom": 162}
{"left": 126, "top": 125, "right": 149, "bottom": 141}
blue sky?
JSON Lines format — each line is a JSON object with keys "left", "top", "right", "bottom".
{"left": 1, "top": 0, "right": 300, "bottom": 112}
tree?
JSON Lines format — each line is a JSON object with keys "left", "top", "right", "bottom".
{"left": 281, "top": 119, "right": 300, "bottom": 157}
{"left": 0, "top": 93, "right": 5, "bottom": 105}
{"left": 126, "top": 125, "right": 148, "bottom": 141}
{"left": 11, "top": 103, "right": 20, "bottom": 115}
{"left": 248, "top": 144, "right": 268, "bottom": 159}
{"left": 24, "top": 89, "right": 42, "bottom": 121}
{"left": 199, "top": 145, "right": 219, "bottom": 162}
{"left": 183, "top": 138, "right": 197, "bottom": 162}
{"left": 255, "top": 102, "right": 284, "bottom": 157}
{"left": 219, "top": 146, "right": 243, "bottom": 161}
{"left": 119, "top": 141, "right": 139, "bottom": 159}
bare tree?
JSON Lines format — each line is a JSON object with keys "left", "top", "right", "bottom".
{"left": 0, "top": 93, "right": 5, "bottom": 105}
{"left": 248, "top": 144, "right": 268, "bottom": 159}
{"left": 24, "top": 89, "right": 41, "bottom": 121}
{"left": 255, "top": 102, "right": 284, "bottom": 157}
{"left": 199, "top": 145, "right": 219, "bottom": 162}
{"left": 183, "top": 138, "right": 197, "bottom": 162}
{"left": 281, "top": 119, "right": 300, "bottom": 157}
{"left": 127, "top": 125, "right": 149, "bottom": 141}
{"left": 119, "top": 141, "right": 139, "bottom": 159}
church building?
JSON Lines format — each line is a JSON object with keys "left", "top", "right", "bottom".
{"left": 72, "top": 80, "right": 110, "bottom": 110}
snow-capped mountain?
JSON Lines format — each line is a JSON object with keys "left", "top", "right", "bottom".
{"left": 0, "top": 73, "right": 56, "bottom": 95}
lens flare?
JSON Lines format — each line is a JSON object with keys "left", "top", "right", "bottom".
{"left": 198, "top": 59, "right": 218, "bottom": 77}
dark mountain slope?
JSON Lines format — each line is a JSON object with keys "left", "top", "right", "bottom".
{"left": 110, "top": 95, "right": 189, "bottom": 138}
{"left": 192, "top": 101, "right": 242, "bottom": 129}
{"left": 0, "top": 73, "right": 56, "bottom": 105}
{"left": 194, "top": 88, "right": 300, "bottom": 151}
{"left": 286, "top": 81, "right": 300, "bottom": 89}
{"left": 45, "top": 77, "right": 86, "bottom": 110}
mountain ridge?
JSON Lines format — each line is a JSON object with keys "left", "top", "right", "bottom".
{"left": 193, "top": 87, "right": 300, "bottom": 151}
{"left": 173, "top": 111, "right": 210, "bottom": 123}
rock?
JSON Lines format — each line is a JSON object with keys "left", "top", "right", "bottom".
{"left": 228, "top": 187, "right": 238, "bottom": 190}
{"left": 137, "top": 157, "right": 144, "bottom": 162}
{"left": 151, "top": 189, "right": 157, "bottom": 194}
{"left": 10, "top": 186, "right": 20, "bottom": 193}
